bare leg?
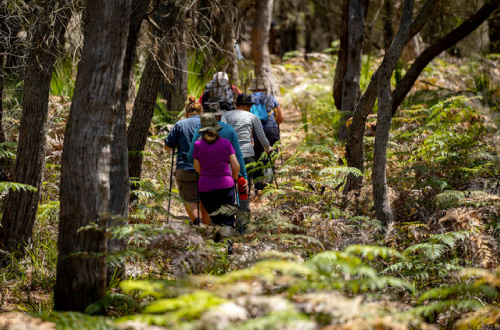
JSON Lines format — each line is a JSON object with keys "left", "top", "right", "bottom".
{"left": 200, "top": 202, "right": 211, "bottom": 225}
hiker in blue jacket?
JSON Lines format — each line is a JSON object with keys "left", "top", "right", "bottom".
{"left": 165, "top": 96, "right": 209, "bottom": 225}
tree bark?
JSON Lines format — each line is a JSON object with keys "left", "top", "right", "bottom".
{"left": 372, "top": 0, "right": 414, "bottom": 225}
{"left": 107, "top": 0, "right": 150, "bottom": 283}
{"left": 161, "top": 28, "right": 188, "bottom": 112}
{"left": 338, "top": 0, "right": 369, "bottom": 140}
{"left": 128, "top": 0, "right": 182, "bottom": 184}
{"left": 344, "top": 0, "right": 436, "bottom": 193}
{"left": 0, "top": 0, "right": 72, "bottom": 256}
{"left": 382, "top": 0, "right": 394, "bottom": 50}
{"left": 54, "top": 0, "right": 131, "bottom": 312}
{"left": 391, "top": 0, "right": 500, "bottom": 114}
{"left": 219, "top": 0, "right": 239, "bottom": 84}
{"left": 333, "top": 0, "right": 349, "bottom": 111}
{"left": 489, "top": 10, "right": 500, "bottom": 53}
{"left": 251, "top": 0, "right": 277, "bottom": 95}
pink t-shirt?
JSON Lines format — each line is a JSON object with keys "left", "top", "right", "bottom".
{"left": 193, "top": 137, "right": 236, "bottom": 192}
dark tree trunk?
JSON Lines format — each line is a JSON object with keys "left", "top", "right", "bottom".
{"left": 392, "top": 0, "right": 500, "bottom": 114}
{"left": 489, "top": 10, "right": 500, "bottom": 53}
{"left": 107, "top": 0, "right": 150, "bottom": 283}
{"left": 128, "top": 0, "right": 182, "bottom": 184}
{"left": 337, "top": 0, "right": 369, "bottom": 140}
{"left": 344, "top": 0, "right": 436, "bottom": 193}
{"left": 382, "top": 0, "right": 394, "bottom": 50}
{"left": 54, "top": 0, "right": 131, "bottom": 312}
{"left": 333, "top": 0, "right": 349, "bottom": 111}
{"left": 251, "top": 0, "right": 277, "bottom": 94}
{"left": 219, "top": 0, "right": 239, "bottom": 83}
{"left": 0, "top": 0, "right": 72, "bottom": 256}
{"left": 0, "top": 53, "right": 5, "bottom": 145}
{"left": 372, "top": 0, "right": 414, "bottom": 225}
{"left": 161, "top": 28, "right": 188, "bottom": 112}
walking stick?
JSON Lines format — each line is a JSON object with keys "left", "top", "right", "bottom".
{"left": 166, "top": 147, "right": 175, "bottom": 223}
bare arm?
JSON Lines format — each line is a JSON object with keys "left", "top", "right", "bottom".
{"left": 275, "top": 105, "right": 284, "bottom": 124}
{"left": 194, "top": 159, "right": 201, "bottom": 174}
{"left": 229, "top": 154, "right": 240, "bottom": 180}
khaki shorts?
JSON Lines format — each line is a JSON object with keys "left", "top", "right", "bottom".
{"left": 175, "top": 169, "right": 198, "bottom": 203}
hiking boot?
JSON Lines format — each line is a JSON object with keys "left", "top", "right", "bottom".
{"left": 226, "top": 240, "right": 233, "bottom": 255}
{"left": 191, "top": 218, "right": 201, "bottom": 226}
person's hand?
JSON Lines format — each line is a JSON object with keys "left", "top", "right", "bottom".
{"left": 266, "top": 147, "right": 274, "bottom": 154}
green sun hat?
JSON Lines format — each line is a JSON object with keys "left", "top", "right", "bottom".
{"left": 198, "top": 113, "right": 222, "bottom": 133}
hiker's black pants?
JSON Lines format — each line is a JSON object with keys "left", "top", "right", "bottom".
{"left": 199, "top": 186, "right": 236, "bottom": 227}
{"left": 253, "top": 126, "right": 280, "bottom": 191}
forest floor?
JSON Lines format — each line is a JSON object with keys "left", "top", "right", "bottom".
{"left": 1, "top": 53, "right": 500, "bottom": 329}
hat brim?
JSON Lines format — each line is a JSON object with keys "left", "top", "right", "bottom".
{"left": 198, "top": 123, "right": 222, "bottom": 133}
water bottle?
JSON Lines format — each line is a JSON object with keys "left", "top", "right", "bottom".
{"left": 237, "top": 176, "right": 248, "bottom": 200}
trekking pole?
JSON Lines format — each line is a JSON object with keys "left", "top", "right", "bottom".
{"left": 269, "top": 152, "right": 279, "bottom": 190}
{"left": 166, "top": 147, "right": 175, "bottom": 223}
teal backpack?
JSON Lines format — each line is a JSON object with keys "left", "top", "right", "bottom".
{"left": 250, "top": 98, "right": 268, "bottom": 124}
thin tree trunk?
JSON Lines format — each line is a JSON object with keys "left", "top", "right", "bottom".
{"left": 344, "top": 0, "right": 436, "bottom": 193}
{"left": 338, "top": 0, "right": 368, "bottom": 140}
{"left": 161, "top": 28, "right": 188, "bottom": 112}
{"left": 383, "top": 0, "right": 394, "bottom": 50}
{"left": 107, "top": 0, "right": 150, "bottom": 283}
{"left": 333, "top": 0, "right": 349, "bottom": 110}
{"left": 219, "top": 0, "right": 239, "bottom": 84}
{"left": 489, "top": 10, "right": 500, "bottom": 53}
{"left": 128, "top": 0, "right": 182, "bottom": 184}
{"left": 0, "top": 0, "right": 72, "bottom": 256}
{"left": 391, "top": 0, "right": 500, "bottom": 114}
{"left": 251, "top": 0, "right": 277, "bottom": 95}
{"left": 372, "top": 0, "right": 414, "bottom": 225}
{"left": 54, "top": 0, "right": 131, "bottom": 312}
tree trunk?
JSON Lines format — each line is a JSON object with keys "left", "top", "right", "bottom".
{"left": 382, "top": 0, "right": 394, "bottom": 50}
{"left": 0, "top": 0, "right": 72, "bottom": 256}
{"left": 391, "top": 0, "right": 500, "bottom": 114}
{"left": 107, "top": 0, "right": 150, "bottom": 283}
{"left": 344, "top": 0, "right": 436, "bottom": 193}
{"left": 333, "top": 0, "right": 349, "bottom": 111}
{"left": 372, "top": 0, "right": 414, "bottom": 225}
{"left": 337, "top": 0, "right": 368, "bottom": 140}
{"left": 489, "top": 10, "right": 500, "bottom": 53}
{"left": 251, "top": 0, "right": 277, "bottom": 95}
{"left": 54, "top": 0, "right": 131, "bottom": 312}
{"left": 219, "top": 0, "right": 239, "bottom": 84}
{"left": 128, "top": 0, "right": 182, "bottom": 185}
{"left": 161, "top": 29, "right": 188, "bottom": 112}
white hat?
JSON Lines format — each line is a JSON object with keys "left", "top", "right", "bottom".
{"left": 213, "top": 71, "right": 229, "bottom": 82}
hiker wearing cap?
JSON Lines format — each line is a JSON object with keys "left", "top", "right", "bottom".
{"left": 250, "top": 78, "right": 284, "bottom": 191}
{"left": 223, "top": 93, "right": 271, "bottom": 211}
{"left": 187, "top": 102, "right": 247, "bottom": 182}
{"left": 198, "top": 71, "right": 242, "bottom": 111}
{"left": 193, "top": 114, "right": 240, "bottom": 227}
{"left": 164, "top": 96, "right": 210, "bottom": 225}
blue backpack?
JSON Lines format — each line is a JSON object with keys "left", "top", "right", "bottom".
{"left": 250, "top": 97, "right": 268, "bottom": 123}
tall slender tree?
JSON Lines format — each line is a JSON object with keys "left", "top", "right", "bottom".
{"left": 0, "top": 0, "right": 73, "bottom": 256}
{"left": 127, "top": 0, "right": 188, "bottom": 184}
{"left": 337, "top": 0, "right": 369, "bottom": 140}
{"left": 251, "top": 0, "right": 277, "bottom": 94}
{"left": 344, "top": 0, "right": 436, "bottom": 193}
{"left": 107, "top": 0, "right": 151, "bottom": 282}
{"left": 54, "top": 0, "right": 131, "bottom": 312}
{"left": 372, "top": 0, "right": 414, "bottom": 225}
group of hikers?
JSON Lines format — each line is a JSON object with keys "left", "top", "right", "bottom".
{"left": 164, "top": 71, "right": 283, "bottom": 236}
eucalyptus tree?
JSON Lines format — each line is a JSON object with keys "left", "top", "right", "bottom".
{"left": 0, "top": 0, "right": 74, "bottom": 257}
{"left": 55, "top": 0, "right": 131, "bottom": 312}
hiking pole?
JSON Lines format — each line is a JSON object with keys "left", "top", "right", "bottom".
{"left": 166, "top": 147, "right": 175, "bottom": 223}
{"left": 269, "top": 152, "right": 279, "bottom": 190}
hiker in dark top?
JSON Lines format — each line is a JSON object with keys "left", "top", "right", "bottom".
{"left": 223, "top": 94, "right": 271, "bottom": 211}
{"left": 250, "top": 78, "right": 284, "bottom": 191}
{"left": 164, "top": 96, "right": 209, "bottom": 225}
{"left": 199, "top": 71, "right": 241, "bottom": 111}
{"left": 193, "top": 113, "right": 240, "bottom": 228}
